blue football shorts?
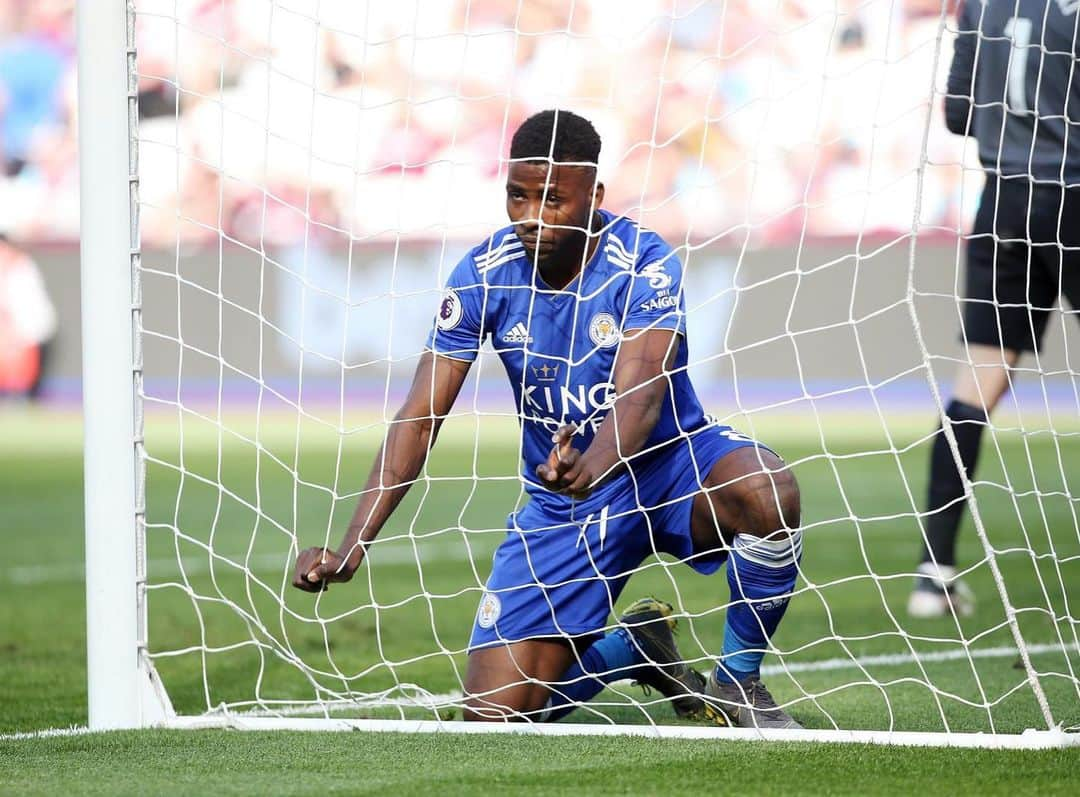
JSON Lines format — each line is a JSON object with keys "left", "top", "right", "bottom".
{"left": 468, "top": 422, "right": 774, "bottom": 650}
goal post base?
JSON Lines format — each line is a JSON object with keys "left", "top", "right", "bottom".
{"left": 159, "top": 715, "right": 1078, "bottom": 750}
{"left": 138, "top": 654, "right": 175, "bottom": 727}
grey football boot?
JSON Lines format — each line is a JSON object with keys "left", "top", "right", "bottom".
{"left": 704, "top": 668, "right": 802, "bottom": 729}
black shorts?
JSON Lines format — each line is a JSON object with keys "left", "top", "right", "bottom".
{"left": 964, "top": 177, "right": 1080, "bottom": 353}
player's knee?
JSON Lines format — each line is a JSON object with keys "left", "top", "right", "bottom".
{"left": 462, "top": 704, "right": 505, "bottom": 722}
{"left": 736, "top": 466, "right": 800, "bottom": 537}
{"left": 463, "top": 697, "right": 527, "bottom": 722}
{"left": 775, "top": 468, "right": 801, "bottom": 530}
{"left": 462, "top": 687, "right": 549, "bottom": 722}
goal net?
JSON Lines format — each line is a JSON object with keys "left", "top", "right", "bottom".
{"left": 82, "top": 0, "right": 1079, "bottom": 744}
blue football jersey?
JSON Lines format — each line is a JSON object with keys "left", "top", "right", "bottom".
{"left": 425, "top": 209, "right": 709, "bottom": 510}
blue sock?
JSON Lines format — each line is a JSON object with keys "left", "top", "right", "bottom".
{"left": 715, "top": 531, "right": 802, "bottom": 684}
{"left": 542, "top": 627, "right": 644, "bottom": 722}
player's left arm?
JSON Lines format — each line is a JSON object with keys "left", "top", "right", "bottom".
{"left": 536, "top": 327, "right": 677, "bottom": 498}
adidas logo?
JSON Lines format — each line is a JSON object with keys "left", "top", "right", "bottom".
{"left": 502, "top": 321, "right": 533, "bottom": 343}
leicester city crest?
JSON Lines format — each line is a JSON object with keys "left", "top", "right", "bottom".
{"left": 476, "top": 592, "right": 501, "bottom": 629}
{"left": 588, "top": 312, "right": 620, "bottom": 349}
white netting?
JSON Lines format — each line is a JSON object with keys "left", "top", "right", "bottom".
{"left": 130, "top": 0, "right": 1079, "bottom": 739}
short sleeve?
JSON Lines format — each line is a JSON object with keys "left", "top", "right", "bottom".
{"left": 425, "top": 253, "right": 486, "bottom": 362}
{"left": 623, "top": 238, "right": 685, "bottom": 335}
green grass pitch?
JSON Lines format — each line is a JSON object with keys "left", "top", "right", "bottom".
{"left": 1, "top": 405, "right": 1077, "bottom": 794}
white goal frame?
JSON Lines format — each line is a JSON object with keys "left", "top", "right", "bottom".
{"left": 78, "top": 0, "right": 173, "bottom": 731}
{"left": 76, "top": 0, "right": 1077, "bottom": 748}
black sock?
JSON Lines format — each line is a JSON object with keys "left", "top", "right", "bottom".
{"left": 920, "top": 399, "right": 987, "bottom": 567}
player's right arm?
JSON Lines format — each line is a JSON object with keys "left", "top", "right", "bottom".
{"left": 292, "top": 352, "right": 472, "bottom": 591}
{"left": 944, "top": 0, "right": 978, "bottom": 136}
{"left": 293, "top": 254, "right": 486, "bottom": 592}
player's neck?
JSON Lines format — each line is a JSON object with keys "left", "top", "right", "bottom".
{"left": 537, "top": 213, "right": 603, "bottom": 291}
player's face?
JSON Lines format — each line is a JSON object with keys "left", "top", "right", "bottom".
{"left": 506, "top": 161, "right": 603, "bottom": 266}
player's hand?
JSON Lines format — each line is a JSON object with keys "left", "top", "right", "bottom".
{"left": 292, "top": 547, "right": 357, "bottom": 593}
{"left": 535, "top": 424, "right": 595, "bottom": 500}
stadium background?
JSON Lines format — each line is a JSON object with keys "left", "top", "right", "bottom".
{"left": 3, "top": 0, "right": 1077, "bottom": 404}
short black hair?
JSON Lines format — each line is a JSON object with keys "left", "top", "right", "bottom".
{"left": 510, "top": 109, "right": 601, "bottom": 166}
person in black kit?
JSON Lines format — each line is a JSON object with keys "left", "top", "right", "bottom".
{"left": 910, "top": 0, "right": 1080, "bottom": 617}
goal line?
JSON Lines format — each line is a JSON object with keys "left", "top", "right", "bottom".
{"left": 158, "top": 716, "right": 1080, "bottom": 749}
{"left": 6, "top": 721, "right": 1076, "bottom": 750}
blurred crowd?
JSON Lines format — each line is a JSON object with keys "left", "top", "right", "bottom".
{"left": 0, "top": 0, "right": 971, "bottom": 247}
{"left": 0, "top": 1, "right": 77, "bottom": 241}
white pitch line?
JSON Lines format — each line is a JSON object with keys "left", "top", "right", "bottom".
{"left": 759, "top": 641, "right": 1075, "bottom": 676}
{"left": 0, "top": 725, "right": 92, "bottom": 741}
{"left": 2, "top": 642, "right": 1074, "bottom": 741}
{"left": 6, "top": 719, "right": 1077, "bottom": 748}
{"left": 3, "top": 543, "right": 487, "bottom": 586}
{"left": 3, "top": 526, "right": 917, "bottom": 587}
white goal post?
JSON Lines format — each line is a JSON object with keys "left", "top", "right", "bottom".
{"left": 77, "top": 0, "right": 1080, "bottom": 747}
{"left": 78, "top": 0, "right": 171, "bottom": 730}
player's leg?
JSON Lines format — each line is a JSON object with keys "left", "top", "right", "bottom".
{"left": 920, "top": 343, "right": 1018, "bottom": 566}
{"left": 462, "top": 638, "right": 576, "bottom": 720}
{"left": 911, "top": 178, "right": 1053, "bottom": 616}
{"left": 463, "top": 503, "right": 701, "bottom": 722}
{"left": 537, "top": 597, "right": 705, "bottom": 723}
{"left": 688, "top": 444, "right": 804, "bottom": 728}
{"left": 463, "top": 603, "right": 701, "bottom": 722}
{"left": 912, "top": 343, "right": 1017, "bottom": 618}
{"left": 1046, "top": 182, "right": 1080, "bottom": 343}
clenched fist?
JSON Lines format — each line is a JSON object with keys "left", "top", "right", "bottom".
{"left": 535, "top": 424, "right": 596, "bottom": 500}
{"left": 291, "top": 547, "right": 358, "bottom": 593}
